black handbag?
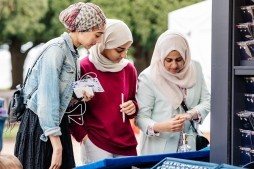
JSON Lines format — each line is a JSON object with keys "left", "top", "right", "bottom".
{"left": 8, "top": 84, "right": 26, "bottom": 123}
{"left": 181, "top": 101, "right": 209, "bottom": 150}
{"left": 8, "top": 55, "right": 41, "bottom": 123}
{"left": 8, "top": 83, "right": 38, "bottom": 123}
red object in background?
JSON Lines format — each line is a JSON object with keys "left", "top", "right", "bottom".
{"left": 130, "top": 119, "right": 139, "bottom": 134}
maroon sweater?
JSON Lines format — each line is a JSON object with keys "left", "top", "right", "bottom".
{"left": 70, "top": 57, "right": 138, "bottom": 156}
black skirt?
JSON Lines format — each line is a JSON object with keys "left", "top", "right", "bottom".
{"left": 14, "top": 109, "right": 76, "bottom": 169}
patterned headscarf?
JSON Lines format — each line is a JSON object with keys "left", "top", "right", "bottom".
{"left": 59, "top": 2, "right": 106, "bottom": 32}
{"left": 150, "top": 30, "right": 196, "bottom": 109}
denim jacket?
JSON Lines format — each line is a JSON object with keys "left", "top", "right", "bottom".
{"left": 24, "top": 32, "right": 80, "bottom": 142}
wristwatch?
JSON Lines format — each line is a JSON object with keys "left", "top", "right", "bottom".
{"left": 187, "top": 111, "right": 195, "bottom": 120}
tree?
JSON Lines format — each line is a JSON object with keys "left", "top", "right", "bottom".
{"left": 0, "top": 0, "right": 48, "bottom": 89}
{"left": 0, "top": 0, "right": 80, "bottom": 89}
{"left": 0, "top": 0, "right": 202, "bottom": 89}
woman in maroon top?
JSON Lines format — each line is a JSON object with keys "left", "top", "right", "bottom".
{"left": 69, "top": 19, "right": 138, "bottom": 164}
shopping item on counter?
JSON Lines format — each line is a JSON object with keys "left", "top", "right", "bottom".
{"left": 245, "top": 77, "right": 254, "bottom": 94}
{"left": 237, "top": 111, "right": 254, "bottom": 130}
{"left": 240, "top": 5, "right": 254, "bottom": 23}
{"left": 236, "top": 23, "right": 254, "bottom": 41}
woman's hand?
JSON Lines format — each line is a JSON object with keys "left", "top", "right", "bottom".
{"left": 175, "top": 113, "right": 193, "bottom": 121}
{"left": 82, "top": 87, "right": 94, "bottom": 102}
{"left": 49, "top": 136, "right": 62, "bottom": 169}
{"left": 153, "top": 116, "right": 185, "bottom": 133}
{"left": 120, "top": 100, "right": 136, "bottom": 116}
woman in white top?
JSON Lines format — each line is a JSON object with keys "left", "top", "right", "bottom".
{"left": 135, "top": 30, "right": 210, "bottom": 155}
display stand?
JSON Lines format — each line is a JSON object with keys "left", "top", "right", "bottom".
{"left": 211, "top": 0, "right": 254, "bottom": 166}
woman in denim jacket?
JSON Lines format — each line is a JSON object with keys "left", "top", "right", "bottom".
{"left": 14, "top": 2, "right": 106, "bottom": 169}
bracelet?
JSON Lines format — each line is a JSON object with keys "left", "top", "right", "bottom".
{"left": 146, "top": 124, "right": 160, "bottom": 136}
{"left": 190, "top": 113, "right": 194, "bottom": 120}
{"left": 186, "top": 111, "right": 193, "bottom": 120}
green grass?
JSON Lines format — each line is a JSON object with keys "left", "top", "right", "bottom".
{"left": 3, "top": 124, "right": 19, "bottom": 139}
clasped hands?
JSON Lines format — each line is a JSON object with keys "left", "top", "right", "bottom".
{"left": 154, "top": 113, "right": 192, "bottom": 133}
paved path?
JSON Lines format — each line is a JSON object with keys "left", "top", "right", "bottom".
{"left": 1, "top": 137, "right": 83, "bottom": 167}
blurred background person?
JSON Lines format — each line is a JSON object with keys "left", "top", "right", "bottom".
{"left": 0, "top": 154, "right": 23, "bottom": 169}
{"left": 0, "top": 98, "right": 7, "bottom": 153}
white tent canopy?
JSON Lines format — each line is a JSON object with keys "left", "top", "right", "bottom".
{"left": 0, "top": 49, "right": 12, "bottom": 89}
{"left": 168, "top": 0, "right": 212, "bottom": 93}
{"left": 168, "top": 0, "right": 212, "bottom": 132}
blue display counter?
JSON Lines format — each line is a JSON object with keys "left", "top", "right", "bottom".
{"left": 75, "top": 148, "right": 210, "bottom": 169}
{"left": 151, "top": 157, "right": 218, "bottom": 169}
{"left": 152, "top": 157, "right": 242, "bottom": 169}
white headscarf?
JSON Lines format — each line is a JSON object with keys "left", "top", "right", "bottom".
{"left": 89, "top": 19, "right": 133, "bottom": 72}
{"left": 150, "top": 30, "right": 196, "bottom": 109}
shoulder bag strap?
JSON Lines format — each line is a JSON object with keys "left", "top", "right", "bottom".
{"left": 22, "top": 50, "right": 45, "bottom": 100}
{"left": 23, "top": 52, "right": 43, "bottom": 87}
{"left": 181, "top": 101, "right": 198, "bottom": 133}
